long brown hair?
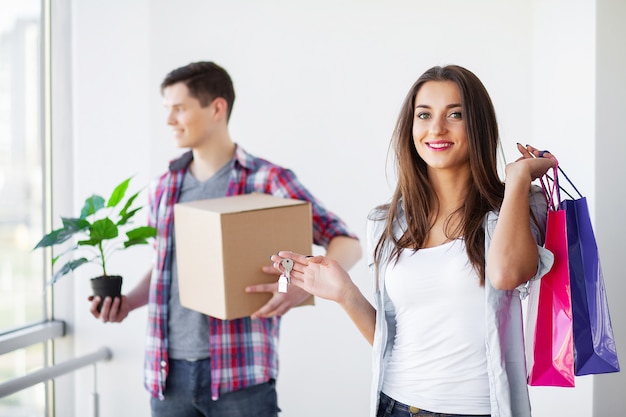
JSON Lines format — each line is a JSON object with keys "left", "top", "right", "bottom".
{"left": 372, "top": 65, "right": 504, "bottom": 285}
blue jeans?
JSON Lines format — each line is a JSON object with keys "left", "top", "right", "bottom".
{"left": 377, "top": 392, "right": 490, "bottom": 417}
{"left": 150, "top": 358, "right": 280, "bottom": 417}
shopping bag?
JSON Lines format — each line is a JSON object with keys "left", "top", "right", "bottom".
{"left": 526, "top": 166, "right": 575, "bottom": 387}
{"left": 558, "top": 168, "right": 620, "bottom": 376}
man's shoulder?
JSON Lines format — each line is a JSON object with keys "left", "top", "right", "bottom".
{"left": 234, "top": 144, "right": 289, "bottom": 174}
{"left": 149, "top": 152, "right": 190, "bottom": 192}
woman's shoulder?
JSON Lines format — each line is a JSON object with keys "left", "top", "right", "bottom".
{"left": 367, "top": 205, "right": 389, "bottom": 222}
{"left": 366, "top": 204, "right": 391, "bottom": 245}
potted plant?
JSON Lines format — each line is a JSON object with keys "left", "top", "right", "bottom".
{"left": 34, "top": 176, "right": 156, "bottom": 309}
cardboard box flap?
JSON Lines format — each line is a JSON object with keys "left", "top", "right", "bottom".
{"left": 180, "top": 192, "right": 306, "bottom": 214}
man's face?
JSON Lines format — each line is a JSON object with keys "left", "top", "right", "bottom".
{"left": 162, "top": 82, "right": 216, "bottom": 148}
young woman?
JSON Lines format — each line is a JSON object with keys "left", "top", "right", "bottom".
{"left": 271, "top": 65, "right": 557, "bottom": 417}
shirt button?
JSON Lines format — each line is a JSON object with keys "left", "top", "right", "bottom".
{"left": 160, "top": 361, "right": 167, "bottom": 368}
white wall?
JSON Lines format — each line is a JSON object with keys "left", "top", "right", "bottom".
{"left": 65, "top": 0, "right": 153, "bottom": 416}
{"left": 594, "top": 0, "right": 626, "bottom": 413}
{"left": 526, "top": 0, "right": 596, "bottom": 414}
{"left": 55, "top": 0, "right": 625, "bottom": 416}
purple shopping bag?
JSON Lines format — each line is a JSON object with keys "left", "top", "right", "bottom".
{"left": 559, "top": 168, "right": 620, "bottom": 376}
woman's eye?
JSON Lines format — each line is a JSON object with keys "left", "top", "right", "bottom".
{"left": 449, "top": 111, "right": 462, "bottom": 119}
{"left": 417, "top": 112, "right": 430, "bottom": 120}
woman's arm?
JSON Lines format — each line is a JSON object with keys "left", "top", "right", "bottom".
{"left": 486, "top": 144, "right": 556, "bottom": 290}
{"left": 272, "top": 251, "right": 376, "bottom": 345}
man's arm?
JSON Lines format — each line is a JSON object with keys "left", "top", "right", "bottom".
{"left": 323, "top": 235, "right": 362, "bottom": 271}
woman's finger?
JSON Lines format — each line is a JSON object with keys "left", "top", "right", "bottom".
{"left": 525, "top": 144, "right": 553, "bottom": 159}
{"left": 276, "top": 250, "right": 311, "bottom": 264}
{"left": 525, "top": 144, "right": 539, "bottom": 154}
{"left": 516, "top": 142, "right": 531, "bottom": 158}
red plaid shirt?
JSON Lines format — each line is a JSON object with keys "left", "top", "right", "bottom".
{"left": 144, "top": 144, "right": 355, "bottom": 400}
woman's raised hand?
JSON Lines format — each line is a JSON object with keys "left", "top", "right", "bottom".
{"left": 506, "top": 143, "right": 558, "bottom": 183}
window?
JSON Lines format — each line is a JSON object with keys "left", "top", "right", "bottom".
{"left": 0, "top": 0, "right": 46, "bottom": 416}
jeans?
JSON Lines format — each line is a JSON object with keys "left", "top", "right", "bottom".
{"left": 377, "top": 392, "right": 490, "bottom": 417}
{"left": 150, "top": 358, "right": 280, "bottom": 417}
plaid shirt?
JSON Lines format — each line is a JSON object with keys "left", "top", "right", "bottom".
{"left": 144, "top": 144, "right": 355, "bottom": 400}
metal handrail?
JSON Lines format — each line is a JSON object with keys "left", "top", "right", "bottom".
{"left": 0, "top": 320, "right": 65, "bottom": 356}
{"left": 0, "top": 346, "right": 112, "bottom": 398}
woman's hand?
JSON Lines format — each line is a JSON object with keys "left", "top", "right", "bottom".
{"left": 270, "top": 251, "right": 377, "bottom": 345}
{"left": 505, "top": 143, "right": 557, "bottom": 183}
{"left": 269, "top": 251, "right": 356, "bottom": 304}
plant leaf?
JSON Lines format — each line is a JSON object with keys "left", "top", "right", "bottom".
{"left": 48, "top": 257, "right": 89, "bottom": 286}
{"left": 118, "top": 206, "right": 142, "bottom": 226}
{"left": 79, "top": 218, "right": 118, "bottom": 245}
{"left": 61, "top": 217, "right": 91, "bottom": 231}
{"left": 107, "top": 177, "right": 132, "bottom": 208}
{"left": 80, "top": 195, "right": 105, "bottom": 219}
{"left": 34, "top": 228, "right": 75, "bottom": 249}
{"left": 126, "top": 226, "right": 157, "bottom": 240}
{"left": 118, "top": 191, "right": 139, "bottom": 221}
{"left": 34, "top": 217, "right": 90, "bottom": 249}
{"left": 124, "top": 239, "right": 150, "bottom": 248}
{"left": 124, "top": 226, "right": 156, "bottom": 248}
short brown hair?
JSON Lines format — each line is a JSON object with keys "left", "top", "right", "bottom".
{"left": 161, "top": 61, "right": 236, "bottom": 120}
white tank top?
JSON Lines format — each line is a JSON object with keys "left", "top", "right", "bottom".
{"left": 381, "top": 239, "right": 490, "bottom": 415}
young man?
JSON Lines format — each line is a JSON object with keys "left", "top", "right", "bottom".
{"left": 89, "top": 61, "right": 361, "bottom": 416}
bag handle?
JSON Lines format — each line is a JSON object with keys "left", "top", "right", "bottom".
{"left": 540, "top": 164, "right": 561, "bottom": 211}
{"left": 544, "top": 166, "right": 583, "bottom": 201}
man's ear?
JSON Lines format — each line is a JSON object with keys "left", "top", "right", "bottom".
{"left": 211, "top": 97, "right": 229, "bottom": 121}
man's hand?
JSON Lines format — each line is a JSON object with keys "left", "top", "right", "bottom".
{"left": 245, "top": 262, "right": 312, "bottom": 319}
{"left": 88, "top": 295, "right": 131, "bottom": 323}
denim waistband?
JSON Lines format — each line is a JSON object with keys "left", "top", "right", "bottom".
{"left": 379, "top": 392, "right": 491, "bottom": 417}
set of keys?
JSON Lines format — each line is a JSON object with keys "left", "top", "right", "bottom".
{"left": 278, "top": 258, "right": 293, "bottom": 293}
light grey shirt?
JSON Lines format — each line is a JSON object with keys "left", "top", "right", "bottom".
{"left": 168, "top": 163, "right": 231, "bottom": 360}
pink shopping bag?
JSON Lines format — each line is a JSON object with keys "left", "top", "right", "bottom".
{"left": 526, "top": 166, "right": 575, "bottom": 387}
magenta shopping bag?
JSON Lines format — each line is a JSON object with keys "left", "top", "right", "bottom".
{"left": 526, "top": 166, "right": 575, "bottom": 387}
{"left": 559, "top": 168, "right": 620, "bottom": 376}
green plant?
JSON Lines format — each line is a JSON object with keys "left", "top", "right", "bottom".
{"left": 34, "top": 176, "right": 157, "bottom": 285}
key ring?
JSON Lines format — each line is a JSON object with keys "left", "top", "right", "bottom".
{"left": 538, "top": 150, "right": 550, "bottom": 157}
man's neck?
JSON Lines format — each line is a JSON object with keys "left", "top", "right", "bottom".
{"left": 189, "top": 136, "right": 236, "bottom": 182}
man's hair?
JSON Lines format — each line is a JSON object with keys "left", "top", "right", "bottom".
{"left": 161, "top": 61, "right": 236, "bottom": 120}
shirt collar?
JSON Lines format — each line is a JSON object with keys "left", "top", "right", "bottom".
{"left": 168, "top": 143, "right": 255, "bottom": 172}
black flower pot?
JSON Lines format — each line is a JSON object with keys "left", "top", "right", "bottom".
{"left": 90, "top": 275, "right": 123, "bottom": 312}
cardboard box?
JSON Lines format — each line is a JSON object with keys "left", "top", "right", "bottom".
{"left": 174, "top": 193, "right": 314, "bottom": 320}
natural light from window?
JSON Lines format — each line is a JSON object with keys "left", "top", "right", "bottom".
{"left": 0, "top": 0, "right": 46, "bottom": 416}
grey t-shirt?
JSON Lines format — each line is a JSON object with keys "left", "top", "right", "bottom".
{"left": 168, "top": 163, "right": 231, "bottom": 360}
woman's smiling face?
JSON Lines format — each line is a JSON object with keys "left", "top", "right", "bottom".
{"left": 412, "top": 80, "right": 469, "bottom": 174}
